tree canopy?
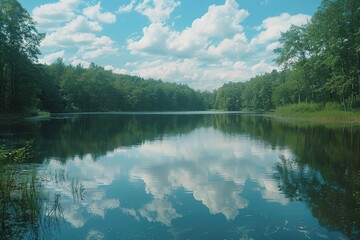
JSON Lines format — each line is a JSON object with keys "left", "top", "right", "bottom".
{"left": 1, "top": 0, "right": 359, "bottom": 114}
{"left": 213, "top": 0, "right": 360, "bottom": 111}
{"left": 0, "top": 0, "right": 44, "bottom": 114}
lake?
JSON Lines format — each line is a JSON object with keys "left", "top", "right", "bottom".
{"left": 0, "top": 112, "right": 359, "bottom": 240}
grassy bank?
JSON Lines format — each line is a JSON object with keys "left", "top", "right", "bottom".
{"left": 269, "top": 103, "right": 360, "bottom": 125}
{"left": 0, "top": 111, "right": 50, "bottom": 124}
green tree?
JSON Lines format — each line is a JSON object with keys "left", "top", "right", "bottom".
{"left": 0, "top": 0, "right": 44, "bottom": 113}
{"left": 310, "top": 0, "right": 360, "bottom": 109}
{"left": 275, "top": 25, "right": 311, "bottom": 103}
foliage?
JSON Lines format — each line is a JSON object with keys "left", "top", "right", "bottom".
{"left": 0, "top": 140, "right": 42, "bottom": 239}
{"left": 38, "top": 62, "right": 207, "bottom": 112}
{"left": 213, "top": 0, "right": 360, "bottom": 113}
{"left": 0, "top": 0, "right": 44, "bottom": 114}
{"left": 2, "top": 0, "right": 360, "bottom": 116}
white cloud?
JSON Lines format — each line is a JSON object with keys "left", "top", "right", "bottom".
{"left": 39, "top": 50, "right": 65, "bottom": 64}
{"left": 128, "top": 23, "right": 171, "bottom": 55}
{"left": 83, "top": 2, "right": 116, "bottom": 24}
{"left": 40, "top": 15, "right": 118, "bottom": 60}
{"left": 135, "top": 0, "right": 181, "bottom": 23}
{"left": 266, "top": 41, "right": 282, "bottom": 52}
{"left": 117, "top": 0, "right": 137, "bottom": 14}
{"left": 65, "top": 15, "right": 102, "bottom": 32}
{"left": 41, "top": 16, "right": 103, "bottom": 49}
{"left": 32, "top": 0, "right": 81, "bottom": 30}
{"left": 80, "top": 46, "right": 119, "bottom": 59}
{"left": 32, "top": 0, "right": 312, "bottom": 90}
{"left": 190, "top": 0, "right": 248, "bottom": 38}
{"left": 128, "top": 0, "right": 249, "bottom": 59}
{"left": 122, "top": 58, "right": 275, "bottom": 90}
{"left": 207, "top": 33, "right": 252, "bottom": 59}
{"left": 104, "top": 65, "right": 130, "bottom": 75}
{"left": 42, "top": 32, "right": 96, "bottom": 49}
{"left": 71, "top": 59, "right": 91, "bottom": 68}
{"left": 250, "top": 60, "right": 277, "bottom": 73}
{"left": 251, "top": 13, "right": 311, "bottom": 46}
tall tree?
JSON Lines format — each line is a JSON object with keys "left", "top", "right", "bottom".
{"left": 310, "top": 0, "right": 360, "bottom": 109}
{"left": 275, "top": 25, "right": 311, "bottom": 103}
{"left": 0, "top": 0, "right": 44, "bottom": 113}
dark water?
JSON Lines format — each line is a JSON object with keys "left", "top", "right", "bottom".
{"left": 0, "top": 112, "right": 359, "bottom": 240}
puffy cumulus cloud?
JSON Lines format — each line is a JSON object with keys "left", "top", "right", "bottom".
{"left": 74, "top": 36, "right": 118, "bottom": 60}
{"left": 32, "top": 0, "right": 118, "bottom": 65}
{"left": 122, "top": 58, "right": 278, "bottom": 90}
{"left": 117, "top": 0, "right": 137, "bottom": 14}
{"left": 251, "top": 13, "right": 311, "bottom": 46}
{"left": 207, "top": 33, "right": 253, "bottom": 59}
{"left": 64, "top": 15, "right": 102, "bottom": 32}
{"left": 41, "top": 16, "right": 118, "bottom": 60}
{"left": 128, "top": 0, "right": 249, "bottom": 58}
{"left": 128, "top": 23, "right": 171, "bottom": 55}
{"left": 83, "top": 2, "right": 116, "bottom": 24}
{"left": 41, "top": 16, "right": 103, "bottom": 49}
{"left": 32, "top": 0, "right": 81, "bottom": 30}
{"left": 135, "top": 0, "right": 181, "bottom": 23}
{"left": 39, "top": 50, "right": 65, "bottom": 64}
{"left": 123, "top": 0, "right": 286, "bottom": 89}
{"left": 130, "top": 59, "right": 202, "bottom": 85}
{"left": 190, "top": 0, "right": 248, "bottom": 38}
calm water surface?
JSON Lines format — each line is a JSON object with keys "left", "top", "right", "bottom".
{"left": 0, "top": 113, "right": 359, "bottom": 239}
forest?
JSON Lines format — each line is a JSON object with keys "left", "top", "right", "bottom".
{"left": 0, "top": 0, "right": 359, "bottom": 115}
{"left": 214, "top": 0, "right": 359, "bottom": 111}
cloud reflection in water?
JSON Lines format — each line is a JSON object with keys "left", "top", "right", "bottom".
{"left": 43, "top": 127, "right": 290, "bottom": 227}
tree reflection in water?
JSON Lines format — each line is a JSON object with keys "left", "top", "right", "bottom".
{"left": 1, "top": 113, "right": 359, "bottom": 239}
{"left": 274, "top": 154, "right": 360, "bottom": 239}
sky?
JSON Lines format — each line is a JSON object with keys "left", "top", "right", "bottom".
{"left": 19, "top": 0, "right": 322, "bottom": 90}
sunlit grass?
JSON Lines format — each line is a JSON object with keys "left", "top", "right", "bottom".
{"left": 270, "top": 103, "right": 360, "bottom": 125}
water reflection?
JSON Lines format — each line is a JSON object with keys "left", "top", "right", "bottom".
{"left": 43, "top": 158, "right": 120, "bottom": 229}
{"left": 1, "top": 113, "right": 359, "bottom": 239}
{"left": 128, "top": 128, "right": 291, "bottom": 219}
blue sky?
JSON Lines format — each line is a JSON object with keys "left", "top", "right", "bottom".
{"left": 19, "top": 0, "right": 322, "bottom": 90}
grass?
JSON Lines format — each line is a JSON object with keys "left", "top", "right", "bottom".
{"left": 0, "top": 111, "right": 50, "bottom": 124}
{"left": 269, "top": 103, "right": 360, "bottom": 125}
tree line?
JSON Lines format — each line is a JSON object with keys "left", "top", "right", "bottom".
{"left": 0, "top": 0, "right": 207, "bottom": 114}
{"left": 214, "top": 0, "right": 359, "bottom": 111}
{"left": 1, "top": 0, "right": 359, "bottom": 114}
{"left": 38, "top": 60, "right": 206, "bottom": 112}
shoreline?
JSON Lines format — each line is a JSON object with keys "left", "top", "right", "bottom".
{"left": 267, "top": 110, "right": 360, "bottom": 126}
{"left": 2, "top": 109, "right": 360, "bottom": 126}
